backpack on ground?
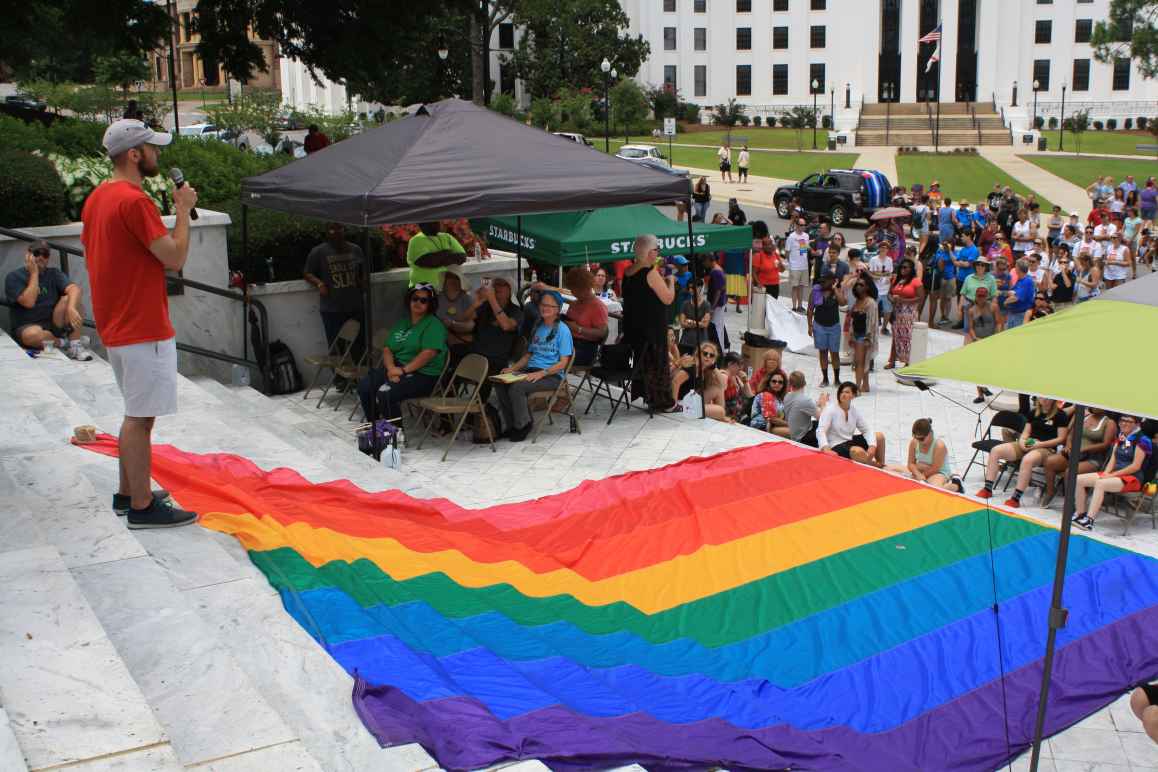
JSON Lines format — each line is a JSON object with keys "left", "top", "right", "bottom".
{"left": 266, "top": 340, "right": 304, "bottom": 395}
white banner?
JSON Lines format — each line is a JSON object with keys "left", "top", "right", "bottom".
{"left": 764, "top": 296, "right": 814, "bottom": 354}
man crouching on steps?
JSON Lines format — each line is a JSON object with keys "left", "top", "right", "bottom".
{"left": 80, "top": 119, "right": 197, "bottom": 529}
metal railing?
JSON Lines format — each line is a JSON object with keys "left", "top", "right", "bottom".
{"left": 0, "top": 225, "right": 272, "bottom": 391}
{"left": 885, "top": 100, "right": 892, "bottom": 145}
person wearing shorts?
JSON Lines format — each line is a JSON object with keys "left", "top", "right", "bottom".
{"left": 808, "top": 273, "right": 844, "bottom": 387}
{"left": 816, "top": 381, "right": 886, "bottom": 466}
{"left": 81, "top": 118, "right": 199, "bottom": 529}
{"left": 1073, "top": 415, "right": 1153, "bottom": 530}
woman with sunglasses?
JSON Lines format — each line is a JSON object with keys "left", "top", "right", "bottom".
{"left": 847, "top": 276, "right": 878, "bottom": 394}
{"left": 885, "top": 256, "right": 923, "bottom": 370}
{"left": 691, "top": 341, "right": 732, "bottom": 422}
{"left": 495, "top": 289, "right": 573, "bottom": 442}
{"left": 749, "top": 369, "right": 790, "bottom": 436}
{"left": 1073, "top": 415, "right": 1153, "bottom": 531}
{"left": 357, "top": 284, "right": 447, "bottom": 421}
{"left": 886, "top": 418, "right": 960, "bottom": 491}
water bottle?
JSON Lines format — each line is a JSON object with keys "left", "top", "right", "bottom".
{"left": 474, "top": 241, "right": 481, "bottom": 261}
{"left": 42, "top": 340, "right": 54, "bottom": 356}
{"left": 231, "top": 364, "right": 251, "bottom": 387}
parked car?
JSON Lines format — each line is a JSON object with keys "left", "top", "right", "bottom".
{"left": 552, "top": 132, "right": 593, "bottom": 146}
{"left": 615, "top": 144, "right": 669, "bottom": 167}
{"left": 179, "top": 124, "right": 258, "bottom": 152}
{"left": 4, "top": 94, "right": 47, "bottom": 111}
{"left": 771, "top": 168, "right": 893, "bottom": 227}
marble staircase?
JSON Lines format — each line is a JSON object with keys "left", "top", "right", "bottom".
{"left": 0, "top": 330, "right": 456, "bottom": 771}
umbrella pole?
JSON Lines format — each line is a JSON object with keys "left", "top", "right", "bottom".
{"left": 687, "top": 195, "right": 705, "bottom": 419}
{"left": 362, "top": 224, "right": 375, "bottom": 422}
{"left": 241, "top": 204, "right": 249, "bottom": 362}
{"left": 1028, "top": 403, "right": 1086, "bottom": 772}
{"left": 516, "top": 215, "right": 522, "bottom": 298}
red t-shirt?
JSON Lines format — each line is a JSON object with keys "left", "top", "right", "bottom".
{"left": 566, "top": 296, "right": 609, "bottom": 329}
{"left": 752, "top": 246, "right": 781, "bottom": 286}
{"left": 80, "top": 180, "right": 173, "bottom": 347}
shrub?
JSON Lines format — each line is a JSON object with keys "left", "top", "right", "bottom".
{"left": 1048, "top": 116, "right": 1059, "bottom": 129}
{"left": 1106, "top": 118, "right": 1117, "bottom": 130}
{"left": 737, "top": 115, "right": 750, "bottom": 126}
{"left": 752, "top": 116, "right": 762, "bottom": 127}
{"left": 0, "top": 149, "right": 69, "bottom": 227}
{"left": 1093, "top": 120, "right": 1104, "bottom": 130}
{"left": 153, "top": 138, "right": 290, "bottom": 210}
{"left": 0, "top": 114, "right": 106, "bottom": 157}
{"left": 1033, "top": 116, "right": 1044, "bottom": 129}
{"left": 44, "top": 153, "right": 170, "bottom": 221}
{"left": 489, "top": 93, "right": 517, "bottom": 117}
{"left": 1125, "top": 118, "right": 1133, "bottom": 130}
{"left": 1138, "top": 117, "right": 1148, "bottom": 130}
{"left": 678, "top": 102, "right": 701, "bottom": 124}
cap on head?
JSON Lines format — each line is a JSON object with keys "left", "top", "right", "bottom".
{"left": 102, "top": 119, "right": 172, "bottom": 159}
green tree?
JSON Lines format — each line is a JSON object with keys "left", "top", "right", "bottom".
{"left": 557, "top": 88, "right": 595, "bottom": 133}
{"left": 509, "top": 0, "right": 650, "bottom": 99}
{"left": 20, "top": 81, "right": 122, "bottom": 122}
{"left": 205, "top": 90, "right": 283, "bottom": 147}
{"left": 529, "top": 97, "right": 562, "bottom": 129}
{"left": 786, "top": 106, "right": 819, "bottom": 150}
{"left": 648, "top": 85, "right": 680, "bottom": 121}
{"left": 712, "top": 99, "right": 744, "bottom": 128}
{"left": 490, "top": 92, "right": 518, "bottom": 117}
{"left": 610, "top": 79, "right": 649, "bottom": 137}
{"left": 0, "top": 0, "right": 168, "bottom": 83}
{"left": 1090, "top": 1, "right": 1158, "bottom": 79}
{"left": 93, "top": 53, "right": 150, "bottom": 98}
{"left": 1065, "top": 109, "right": 1091, "bottom": 155}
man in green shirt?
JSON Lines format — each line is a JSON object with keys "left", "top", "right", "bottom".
{"left": 407, "top": 222, "right": 467, "bottom": 289}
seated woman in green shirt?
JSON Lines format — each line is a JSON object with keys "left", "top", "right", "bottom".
{"left": 357, "top": 283, "right": 448, "bottom": 420}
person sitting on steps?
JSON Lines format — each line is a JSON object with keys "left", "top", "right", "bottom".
{"left": 5, "top": 241, "right": 93, "bottom": 360}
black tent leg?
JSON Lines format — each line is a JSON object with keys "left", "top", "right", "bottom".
{"left": 516, "top": 215, "right": 523, "bottom": 297}
{"left": 686, "top": 195, "right": 706, "bottom": 420}
{"left": 362, "top": 225, "right": 375, "bottom": 422}
{"left": 241, "top": 204, "right": 249, "bottom": 362}
{"left": 1028, "top": 403, "right": 1086, "bottom": 772}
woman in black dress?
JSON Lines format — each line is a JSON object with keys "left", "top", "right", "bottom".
{"left": 622, "top": 234, "right": 678, "bottom": 412}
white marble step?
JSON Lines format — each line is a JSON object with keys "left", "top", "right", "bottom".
{"left": 0, "top": 546, "right": 169, "bottom": 770}
{"left": 0, "top": 708, "right": 29, "bottom": 772}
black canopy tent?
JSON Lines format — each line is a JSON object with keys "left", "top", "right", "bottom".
{"left": 238, "top": 98, "right": 697, "bottom": 416}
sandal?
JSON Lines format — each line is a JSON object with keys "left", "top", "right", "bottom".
{"left": 661, "top": 404, "right": 685, "bottom": 414}
{"left": 884, "top": 362, "right": 896, "bottom": 370}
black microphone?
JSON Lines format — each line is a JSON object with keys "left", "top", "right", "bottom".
{"left": 168, "top": 167, "right": 199, "bottom": 221}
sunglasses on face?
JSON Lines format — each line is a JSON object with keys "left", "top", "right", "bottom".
{"left": 770, "top": 378, "right": 785, "bottom": 384}
{"left": 700, "top": 351, "right": 717, "bottom": 358}
{"left": 32, "top": 249, "right": 49, "bottom": 258}
{"left": 411, "top": 295, "right": 433, "bottom": 305}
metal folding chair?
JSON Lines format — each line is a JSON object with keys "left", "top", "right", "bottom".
{"left": 302, "top": 318, "right": 361, "bottom": 408}
{"left": 412, "top": 354, "right": 495, "bottom": 461}
{"left": 335, "top": 328, "right": 390, "bottom": 417}
{"left": 529, "top": 356, "right": 582, "bottom": 443}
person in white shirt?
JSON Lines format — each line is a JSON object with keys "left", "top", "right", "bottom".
{"left": 717, "top": 144, "right": 733, "bottom": 182}
{"left": 783, "top": 219, "right": 812, "bottom": 313}
{"left": 1011, "top": 211, "right": 1033, "bottom": 253}
{"left": 1103, "top": 232, "right": 1133, "bottom": 287}
{"left": 868, "top": 249, "right": 894, "bottom": 334}
{"left": 1076, "top": 226, "right": 1102, "bottom": 260}
{"left": 1093, "top": 221, "right": 1118, "bottom": 244}
{"left": 816, "top": 381, "right": 886, "bottom": 467}
{"left": 737, "top": 146, "right": 750, "bottom": 183}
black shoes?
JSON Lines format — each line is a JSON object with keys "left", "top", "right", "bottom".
{"left": 127, "top": 497, "right": 198, "bottom": 530}
{"left": 507, "top": 423, "right": 533, "bottom": 443}
{"left": 113, "top": 489, "right": 172, "bottom": 516}
{"left": 1074, "top": 514, "right": 1094, "bottom": 531}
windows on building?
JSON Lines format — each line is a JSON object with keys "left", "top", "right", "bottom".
{"left": 736, "top": 0, "right": 751, "bottom": 12}
{"left": 809, "top": 63, "right": 825, "bottom": 94}
{"left": 810, "top": 0, "right": 825, "bottom": 8}
{"left": 1071, "top": 58, "right": 1090, "bottom": 91}
{"left": 1074, "top": 19, "right": 1092, "bottom": 43}
{"left": 664, "top": 27, "right": 677, "bottom": 50}
{"left": 773, "top": 0, "right": 788, "bottom": 10}
{"left": 694, "top": 0, "right": 706, "bottom": 10}
{"left": 1032, "top": 59, "right": 1050, "bottom": 91}
{"left": 500, "top": 64, "right": 515, "bottom": 96}
{"left": 663, "top": 0, "right": 676, "bottom": 12}
{"left": 736, "top": 27, "right": 752, "bottom": 50}
{"left": 810, "top": 25, "right": 826, "bottom": 48}
{"left": 498, "top": 23, "right": 515, "bottom": 49}
{"left": 1112, "top": 57, "right": 1131, "bottom": 90}
{"left": 772, "top": 64, "right": 788, "bottom": 95}
{"left": 664, "top": 65, "right": 678, "bottom": 91}
{"left": 1034, "top": 19, "right": 1052, "bottom": 44}
{"left": 736, "top": 64, "right": 752, "bottom": 96}
{"left": 694, "top": 27, "right": 707, "bottom": 50}
{"left": 695, "top": 65, "right": 707, "bottom": 97}
{"left": 772, "top": 26, "right": 788, "bottom": 49}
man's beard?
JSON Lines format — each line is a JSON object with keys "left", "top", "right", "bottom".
{"left": 138, "top": 155, "right": 160, "bottom": 177}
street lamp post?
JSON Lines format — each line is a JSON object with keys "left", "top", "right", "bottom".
{"left": 601, "top": 57, "right": 611, "bottom": 153}
{"left": 1012, "top": 80, "right": 1018, "bottom": 107}
{"left": 437, "top": 45, "right": 449, "bottom": 100}
{"left": 1032, "top": 79, "right": 1040, "bottom": 130}
{"left": 1059, "top": 81, "right": 1067, "bottom": 152}
{"left": 830, "top": 87, "right": 835, "bottom": 138}
{"left": 845, "top": 82, "right": 850, "bottom": 109}
{"left": 811, "top": 78, "right": 819, "bottom": 150}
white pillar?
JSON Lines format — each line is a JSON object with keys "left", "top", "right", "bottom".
{"left": 939, "top": 0, "right": 958, "bottom": 102}
{"left": 899, "top": 0, "right": 921, "bottom": 102}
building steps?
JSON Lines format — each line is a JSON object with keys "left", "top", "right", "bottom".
{"left": 855, "top": 102, "right": 1011, "bottom": 146}
{"left": 0, "top": 331, "right": 440, "bottom": 771}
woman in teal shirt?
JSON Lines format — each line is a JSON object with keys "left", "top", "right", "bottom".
{"left": 357, "top": 283, "right": 448, "bottom": 420}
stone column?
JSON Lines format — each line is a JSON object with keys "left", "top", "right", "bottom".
{"left": 899, "top": 0, "right": 921, "bottom": 102}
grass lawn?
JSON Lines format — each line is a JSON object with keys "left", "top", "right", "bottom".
{"left": 1021, "top": 155, "right": 1156, "bottom": 192}
{"left": 606, "top": 139, "right": 857, "bottom": 182}
{"left": 1039, "top": 129, "right": 1157, "bottom": 157}
{"left": 895, "top": 153, "right": 1054, "bottom": 209}
{"left": 618, "top": 128, "right": 833, "bottom": 150}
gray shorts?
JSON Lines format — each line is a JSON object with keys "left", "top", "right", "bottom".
{"left": 108, "top": 337, "right": 178, "bottom": 418}
{"left": 786, "top": 268, "right": 810, "bottom": 291}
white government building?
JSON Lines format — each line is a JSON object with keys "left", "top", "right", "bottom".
{"left": 624, "top": 0, "right": 1158, "bottom": 130}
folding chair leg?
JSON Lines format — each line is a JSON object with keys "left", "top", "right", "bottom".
{"left": 961, "top": 449, "right": 983, "bottom": 482}
{"left": 332, "top": 381, "right": 353, "bottom": 412}
{"left": 302, "top": 365, "right": 325, "bottom": 401}
{"left": 315, "top": 370, "right": 337, "bottom": 409}
{"left": 414, "top": 408, "right": 435, "bottom": 451}
{"left": 441, "top": 410, "right": 475, "bottom": 462}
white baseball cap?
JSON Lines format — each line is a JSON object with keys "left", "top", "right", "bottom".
{"left": 102, "top": 119, "right": 172, "bottom": 158}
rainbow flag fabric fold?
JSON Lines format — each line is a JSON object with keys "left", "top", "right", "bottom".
{"left": 79, "top": 435, "right": 1158, "bottom": 771}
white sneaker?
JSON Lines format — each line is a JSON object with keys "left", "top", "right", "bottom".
{"left": 65, "top": 340, "right": 94, "bottom": 362}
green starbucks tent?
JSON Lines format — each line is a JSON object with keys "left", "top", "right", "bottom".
{"left": 474, "top": 205, "right": 753, "bottom": 267}
{"left": 899, "top": 272, "right": 1158, "bottom": 419}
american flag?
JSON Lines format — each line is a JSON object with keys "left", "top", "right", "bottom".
{"left": 926, "top": 41, "right": 941, "bottom": 72}
{"left": 918, "top": 24, "right": 941, "bottom": 44}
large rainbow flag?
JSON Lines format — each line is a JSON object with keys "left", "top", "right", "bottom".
{"left": 81, "top": 436, "right": 1158, "bottom": 770}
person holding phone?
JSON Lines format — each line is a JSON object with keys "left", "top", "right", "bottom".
{"left": 5, "top": 240, "right": 91, "bottom": 359}
{"left": 976, "top": 398, "right": 1068, "bottom": 506}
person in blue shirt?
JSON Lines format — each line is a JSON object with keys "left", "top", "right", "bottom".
{"left": 955, "top": 201, "right": 973, "bottom": 237}
{"left": 494, "top": 289, "right": 574, "bottom": 441}
{"left": 1073, "top": 414, "right": 1153, "bottom": 531}
{"left": 1001, "top": 257, "right": 1037, "bottom": 328}
{"left": 953, "top": 233, "right": 980, "bottom": 329}
{"left": 937, "top": 198, "right": 957, "bottom": 243}
{"left": 930, "top": 241, "right": 957, "bottom": 326}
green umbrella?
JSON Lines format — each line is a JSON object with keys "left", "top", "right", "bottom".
{"left": 474, "top": 205, "right": 752, "bottom": 267}
{"left": 900, "top": 272, "right": 1158, "bottom": 419}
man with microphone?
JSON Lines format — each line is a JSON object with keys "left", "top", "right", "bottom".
{"left": 81, "top": 119, "right": 199, "bottom": 529}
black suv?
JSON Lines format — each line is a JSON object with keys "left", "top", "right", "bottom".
{"left": 772, "top": 169, "right": 891, "bottom": 227}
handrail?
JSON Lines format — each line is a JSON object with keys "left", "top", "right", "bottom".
{"left": 0, "top": 224, "right": 272, "bottom": 391}
{"left": 925, "top": 99, "right": 934, "bottom": 137}
{"left": 885, "top": 100, "right": 892, "bottom": 145}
